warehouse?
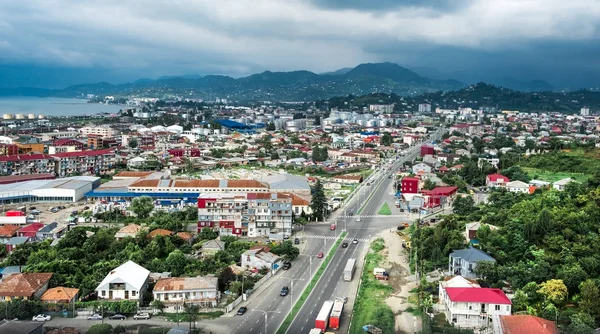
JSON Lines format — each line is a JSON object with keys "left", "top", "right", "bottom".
{"left": 0, "top": 176, "right": 100, "bottom": 204}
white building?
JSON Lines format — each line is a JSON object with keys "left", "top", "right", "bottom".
{"left": 418, "top": 103, "right": 432, "bottom": 113}
{"left": 581, "top": 107, "right": 590, "bottom": 116}
{"left": 553, "top": 178, "right": 576, "bottom": 191}
{"left": 153, "top": 275, "right": 219, "bottom": 311}
{"left": 506, "top": 180, "right": 530, "bottom": 194}
{"left": 440, "top": 287, "right": 512, "bottom": 329}
{"left": 95, "top": 261, "right": 150, "bottom": 302}
{"left": 241, "top": 246, "right": 282, "bottom": 273}
{"left": 79, "top": 126, "right": 120, "bottom": 138}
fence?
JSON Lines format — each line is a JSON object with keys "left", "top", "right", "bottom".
{"left": 224, "top": 295, "right": 243, "bottom": 313}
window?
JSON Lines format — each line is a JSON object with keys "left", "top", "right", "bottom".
{"left": 495, "top": 305, "right": 500, "bottom": 311}
{"left": 132, "top": 291, "right": 136, "bottom": 297}
{"left": 102, "top": 290, "right": 106, "bottom": 297}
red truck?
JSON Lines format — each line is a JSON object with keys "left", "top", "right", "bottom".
{"left": 329, "top": 299, "right": 345, "bottom": 330}
{"left": 315, "top": 300, "right": 334, "bottom": 332}
{"left": 6, "top": 211, "right": 25, "bottom": 217}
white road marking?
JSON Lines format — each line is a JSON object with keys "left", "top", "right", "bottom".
{"left": 256, "top": 319, "right": 260, "bottom": 324}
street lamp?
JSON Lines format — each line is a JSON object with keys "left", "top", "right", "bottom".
{"left": 283, "top": 277, "right": 305, "bottom": 314}
{"left": 253, "top": 308, "right": 281, "bottom": 334}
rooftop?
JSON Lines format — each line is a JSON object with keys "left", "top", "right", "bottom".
{"left": 154, "top": 275, "right": 218, "bottom": 292}
{"left": 445, "top": 287, "right": 511, "bottom": 304}
{"left": 0, "top": 273, "right": 53, "bottom": 297}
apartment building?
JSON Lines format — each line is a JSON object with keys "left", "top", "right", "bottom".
{"left": 54, "top": 149, "right": 116, "bottom": 176}
{"left": 79, "top": 126, "right": 120, "bottom": 138}
{"left": 197, "top": 192, "right": 293, "bottom": 238}
{"left": 0, "top": 154, "right": 57, "bottom": 175}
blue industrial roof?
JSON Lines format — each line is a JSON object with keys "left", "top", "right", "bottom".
{"left": 85, "top": 190, "right": 200, "bottom": 200}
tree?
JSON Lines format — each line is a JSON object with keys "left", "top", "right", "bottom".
{"left": 130, "top": 196, "right": 154, "bottom": 218}
{"left": 87, "top": 324, "right": 113, "bottom": 334}
{"left": 266, "top": 122, "right": 276, "bottom": 131}
{"left": 270, "top": 240, "right": 300, "bottom": 261}
{"left": 537, "top": 279, "right": 568, "bottom": 306}
{"left": 452, "top": 196, "right": 476, "bottom": 216}
{"left": 218, "top": 267, "right": 237, "bottom": 292}
{"left": 198, "top": 228, "right": 218, "bottom": 241}
{"left": 471, "top": 136, "right": 484, "bottom": 154}
{"left": 314, "top": 116, "right": 321, "bottom": 126}
{"left": 151, "top": 300, "right": 165, "bottom": 313}
{"left": 579, "top": 279, "right": 600, "bottom": 320}
{"left": 165, "top": 250, "right": 188, "bottom": 276}
{"left": 184, "top": 303, "right": 200, "bottom": 331}
{"left": 422, "top": 179, "right": 436, "bottom": 190}
{"left": 128, "top": 137, "right": 138, "bottom": 149}
{"left": 310, "top": 179, "right": 327, "bottom": 221}
{"left": 380, "top": 132, "right": 393, "bottom": 146}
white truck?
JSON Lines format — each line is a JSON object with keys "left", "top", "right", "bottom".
{"left": 343, "top": 258, "right": 356, "bottom": 281}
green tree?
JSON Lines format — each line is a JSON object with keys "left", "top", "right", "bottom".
{"left": 165, "top": 250, "right": 188, "bottom": 276}
{"left": 217, "top": 267, "right": 237, "bottom": 292}
{"left": 87, "top": 324, "right": 113, "bottom": 334}
{"left": 310, "top": 179, "right": 327, "bottom": 221}
{"left": 579, "top": 279, "right": 600, "bottom": 320}
{"left": 537, "top": 279, "right": 568, "bottom": 306}
{"left": 128, "top": 137, "right": 138, "bottom": 149}
{"left": 130, "top": 196, "right": 154, "bottom": 218}
{"left": 266, "top": 122, "right": 276, "bottom": 131}
{"left": 422, "top": 179, "right": 436, "bottom": 190}
{"left": 184, "top": 303, "right": 200, "bottom": 331}
{"left": 452, "top": 196, "right": 476, "bottom": 216}
{"left": 270, "top": 240, "right": 300, "bottom": 261}
{"left": 380, "top": 132, "right": 393, "bottom": 146}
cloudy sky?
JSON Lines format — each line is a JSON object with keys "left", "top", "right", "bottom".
{"left": 1, "top": 0, "right": 599, "bottom": 88}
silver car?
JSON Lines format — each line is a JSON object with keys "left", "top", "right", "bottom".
{"left": 87, "top": 313, "right": 103, "bottom": 320}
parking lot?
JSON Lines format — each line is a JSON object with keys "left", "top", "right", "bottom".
{"left": 2, "top": 201, "right": 94, "bottom": 225}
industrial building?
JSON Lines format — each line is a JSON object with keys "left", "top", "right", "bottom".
{"left": 0, "top": 176, "right": 101, "bottom": 204}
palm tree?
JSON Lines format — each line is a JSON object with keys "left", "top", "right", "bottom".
{"left": 184, "top": 303, "right": 200, "bottom": 331}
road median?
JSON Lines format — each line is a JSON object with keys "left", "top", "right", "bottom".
{"left": 276, "top": 231, "right": 347, "bottom": 334}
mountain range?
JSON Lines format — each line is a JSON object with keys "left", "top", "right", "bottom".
{"left": 0, "top": 62, "right": 557, "bottom": 102}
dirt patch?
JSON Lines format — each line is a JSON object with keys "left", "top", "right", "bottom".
{"left": 377, "top": 230, "right": 420, "bottom": 334}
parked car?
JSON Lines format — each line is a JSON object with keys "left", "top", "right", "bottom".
{"left": 341, "top": 242, "right": 348, "bottom": 248}
{"left": 109, "top": 314, "right": 126, "bottom": 320}
{"left": 294, "top": 238, "right": 300, "bottom": 245}
{"left": 317, "top": 251, "right": 324, "bottom": 258}
{"left": 87, "top": 314, "right": 103, "bottom": 320}
{"left": 282, "top": 262, "right": 292, "bottom": 270}
{"left": 32, "top": 314, "right": 51, "bottom": 322}
{"left": 29, "top": 206, "right": 36, "bottom": 210}
{"left": 280, "top": 286, "right": 289, "bottom": 296}
{"left": 83, "top": 206, "right": 90, "bottom": 210}
{"left": 133, "top": 312, "right": 151, "bottom": 320}
{"left": 237, "top": 307, "right": 247, "bottom": 315}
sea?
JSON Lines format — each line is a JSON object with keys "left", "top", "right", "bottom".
{"left": 0, "top": 97, "right": 125, "bottom": 117}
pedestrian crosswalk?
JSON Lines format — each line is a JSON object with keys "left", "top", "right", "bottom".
{"left": 303, "top": 234, "right": 370, "bottom": 243}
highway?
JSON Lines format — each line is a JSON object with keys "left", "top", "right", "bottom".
{"left": 285, "top": 128, "right": 445, "bottom": 334}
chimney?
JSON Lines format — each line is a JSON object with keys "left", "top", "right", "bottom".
{"left": 543, "top": 323, "right": 546, "bottom": 329}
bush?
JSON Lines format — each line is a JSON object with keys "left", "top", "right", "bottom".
{"left": 87, "top": 324, "right": 112, "bottom": 334}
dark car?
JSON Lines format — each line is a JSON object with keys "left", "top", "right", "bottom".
{"left": 341, "top": 242, "right": 348, "bottom": 248}
{"left": 282, "top": 262, "right": 292, "bottom": 270}
{"left": 237, "top": 307, "right": 247, "bottom": 315}
{"left": 294, "top": 238, "right": 300, "bottom": 245}
{"left": 109, "top": 314, "right": 126, "bottom": 320}
{"left": 280, "top": 286, "right": 289, "bottom": 296}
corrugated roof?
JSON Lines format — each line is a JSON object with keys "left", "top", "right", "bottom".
{"left": 131, "top": 179, "right": 160, "bottom": 188}
{"left": 445, "top": 287, "right": 511, "bottom": 304}
{"left": 500, "top": 315, "right": 558, "bottom": 334}
{"left": 148, "top": 229, "right": 173, "bottom": 238}
{"left": 0, "top": 225, "right": 21, "bottom": 237}
{"left": 450, "top": 247, "right": 495, "bottom": 262}
{"left": 113, "top": 171, "right": 154, "bottom": 178}
{"left": 227, "top": 180, "right": 268, "bottom": 188}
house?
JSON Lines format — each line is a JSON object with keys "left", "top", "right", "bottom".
{"left": 95, "top": 261, "right": 150, "bottom": 301}
{"left": 0, "top": 273, "right": 53, "bottom": 301}
{"left": 448, "top": 247, "right": 496, "bottom": 279}
{"left": 440, "top": 287, "right": 511, "bottom": 329}
{"left": 553, "top": 178, "right": 576, "bottom": 191}
{"left": 6, "top": 236, "right": 30, "bottom": 253}
{"left": 147, "top": 228, "right": 173, "bottom": 239}
{"left": 506, "top": 180, "right": 530, "bottom": 194}
{"left": 241, "top": 246, "right": 282, "bottom": 273}
{"left": 282, "top": 193, "right": 313, "bottom": 216}
{"left": 486, "top": 174, "right": 510, "bottom": 188}
{"left": 153, "top": 275, "right": 220, "bottom": 311}
{"left": 0, "top": 225, "right": 21, "bottom": 242}
{"left": 17, "top": 223, "right": 45, "bottom": 238}
{"left": 493, "top": 315, "right": 559, "bottom": 334}
{"left": 412, "top": 162, "right": 433, "bottom": 176}
{"left": 176, "top": 232, "right": 194, "bottom": 244}
{"left": 465, "top": 222, "right": 498, "bottom": 244}
{"left": 201, "top": 239, "right": 226, "bottom": 256}
{"left": 438, "top": 275, "right": 481, "bottom": 305}
{"left": 401, "top": 177, "right": 420, "bottom": 194}
{"left": 40, "top": 287, "right": 80, "bottom": 303}
{"left": 0, "top": 320, "right": 44, "bottom": 334}
{"left": 422, "top": 186, "right": 458, "bottom": 208}
{"left": 114, "top": 224, "right": 144, "bottom": 240}
{"left": 529, "top": 180, "right": 550, "bottom": 188}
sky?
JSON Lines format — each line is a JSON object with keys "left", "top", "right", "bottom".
{"left": 0, "top": 0, "right": 599, "bottom": 88}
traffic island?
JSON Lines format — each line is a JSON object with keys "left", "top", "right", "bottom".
{"left": 276, "top": 231, "right": 347, "bottom": 334}
{"left": 377, "top": 202, "right": 392, "bottom": 215}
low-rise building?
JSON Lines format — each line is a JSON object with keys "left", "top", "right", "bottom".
{"left": 440, "top": 287, "right": 511, "bottom": 329}
{"left": 241, "top": 246, "right": 282, "bottom": 273}
{"left": 486, "top": 174, "right": 510, "bottom": 188}
{"left": 96, "top": 261, "right": 150, "bottom": 302}
{"left": 153, "top": 275, "right": 219, "bottom": 311}
{"left": 448, "top": 247, "right": 496, "bottom": 279}
{"left": 506, "top": 180, "right": 530, "bottom": 194}
{"left": 0, "top": 273, "right": 53, "bottom": 301}
{"left": 40, "top": 287, "right": 80, "bottom": 304}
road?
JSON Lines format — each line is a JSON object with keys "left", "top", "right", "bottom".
{"left": 285, "top": 128, "right": 446, "bottom": 334}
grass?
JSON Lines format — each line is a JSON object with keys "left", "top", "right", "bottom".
{"left": 377, "top": 202, "right": 392, "bottom": 215}
{"left": 349, "top": 239, "right": 395, "bottom": 334}
{"left": 522, "top": 167, "right": 590, "bottom": 183}
{"left": 276, "top": 232, "right": 347, "bottom": 334}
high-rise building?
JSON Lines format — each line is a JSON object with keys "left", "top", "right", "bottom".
{"left": 418, "top": 103, "right": 432, "bottom": 113}
{"left": 581, "top": 107, "right": 590, "bottom": 116}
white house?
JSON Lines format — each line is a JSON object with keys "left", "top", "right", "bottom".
{"left": 438, "top": 275, "right": 480, "bottom": 305}
{"left": 553, "top": 178, "right": 576, "bottom": 191}
{"left": 153, "top": 275, "right": 219, "bottom": 311}
{"left": 441, "top": 287, "right": 512, "bottom": 329}
{"left": 96, "top": 261, "right": 150, "bottom": 302}
{"left": 506, "top": 180, "right": 530, "bottom": 194}
{"left": 412, "top": 162, "right": 433, "bottom": 176}
{"left": 486, "top": 174, "right": 510, "bottom": 188}
{"left": 241, "top": 246, "right": 282, "bottom": 273}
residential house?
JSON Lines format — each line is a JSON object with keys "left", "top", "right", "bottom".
{"left": 438, "top": 275, "right": 481, "bottom": 305}
{"left": 422, "top": 155, "right": 441, "bottom": 168}
{"left": 153, "top": 275, "right": 219, "bottom": 311}
{"left": 114, "top": 224, "right": 144, "bottom": 240}
{"left": 465, "top": 222, "right": 498, "bottom": 244}
{"left": 401, "top": 177, "right": 420, "bottom": 194}
{"left": 486, "top": 174, "right": 510, "bottom": 188}
{"left": 147, "top": 229, "right": 173, "bottom": 239}
{"left": 17, "top": 223, "right": 44, "bottom": 238}
{"left": 176, "top": 232, "right": 194, "bottom": 244}
{"left": 6, "top": 237, "right": 30, "bottom": 254}
{"left": 478, "top": 156, "right": 500, "bottom": 168}
{"left": 412, "top": 162, "right": 433, "bottom": 176}
{"left": 448, "top": 247, "right": 496, "bottom": 279}
{"left": 200, "top": 239, "right": 226, "bottom": 257}
{"left": 95, "top": 261, "right": 150, "bottom": 301}
{"left": 241, "top": 246, "right": 282, "bottom": 273}
{"left": 283, "top": 192, "right": 312, "bottom": 216}
{"left": 0, "top": 225, "right": 21, "bottom": 243}
{"left": 506, "top": 180, "right": 530, "bottom": 194}
{"left": 493, "top": 315, "right": 559, "bottom": 334}
{"left": 40, "top": 287, "right": 80, "bottom": 303}
{"left": 47, "top": 139, "right": 84, "bottom": 154}
{"left": 0, "top": 273, "right": 53, "bottom": 301}
{"left": 440, "top": 287, "right": 511, "bottom": 329}
{"left": 35, "top": 222, "right": 65, "bottom": 241}
{"left": 553, "top": 178, "right": 576, "bottom": 191}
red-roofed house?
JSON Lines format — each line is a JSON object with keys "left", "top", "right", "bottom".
{"left": 421, "top": 186, "right": 458, "bottom": 208}
{"left": 486, "top": 174, "right": 510, "bottom": 188}
{"left": 17, "top": 223, "right": 45, "bottom": 238}
{"left": 496, "top": 315, "right": 558, "bottom": 334}
{"left": 440, "top": 287, "right": 511, "bottom": 328}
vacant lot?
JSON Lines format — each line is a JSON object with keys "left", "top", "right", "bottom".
{"left": 522, "top": 168, "right": 589, "bottom": 183}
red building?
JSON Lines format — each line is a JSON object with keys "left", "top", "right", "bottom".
{"left": 401, "top": 177, "right": 420, "bottom": 194}
{"left": 17, "top": 223, "right": 45, "bottom": 238}
{"left": 0, "top": 144, "right": 19, "bottom": 156}
{"left": 420, "top": 145, "right": 435, "bottom": 157}
{"left": 422, "top": 186, "right": 458, "bottom": 208}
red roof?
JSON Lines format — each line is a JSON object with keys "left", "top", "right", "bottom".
{"left": 53, "top": 139, "right": 81, "bottom": 146}
{"left": 438, "top": 166, "right": 449, "bottom": 172}
{"left": 0, "top": 154, "right": 54, "bottom": 162}
{"left": 0, "top": 173, "right": 55, "bottom": 185}
{"left": 487, "top": 174, "right": 509, "bottom": 182}
{"left": 53, "top": 148, "right": 114, "bottom": 158}
{"left": 425, "top": 186, "right": 458, "bottom": 196}
{"left": 18, "top": 223, "right": 45, "bottom": 233}
{"left": 445, "top": 287, "right": 511, "bottom": 304}
{"left": 500, "top": 315, "right": 558, "bottom": 334}
{"left": 402, "top": 177, "right": 420, "bottom": 182}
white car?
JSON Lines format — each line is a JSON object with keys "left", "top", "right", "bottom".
{"left": 133, "top": 312, "right": 151, "bottom": 320}
{"left": 356, "top": 217, "right": 361, "bottom": 222}
{"left": 32, "top": 314, "right": 52, "bottom": 322}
